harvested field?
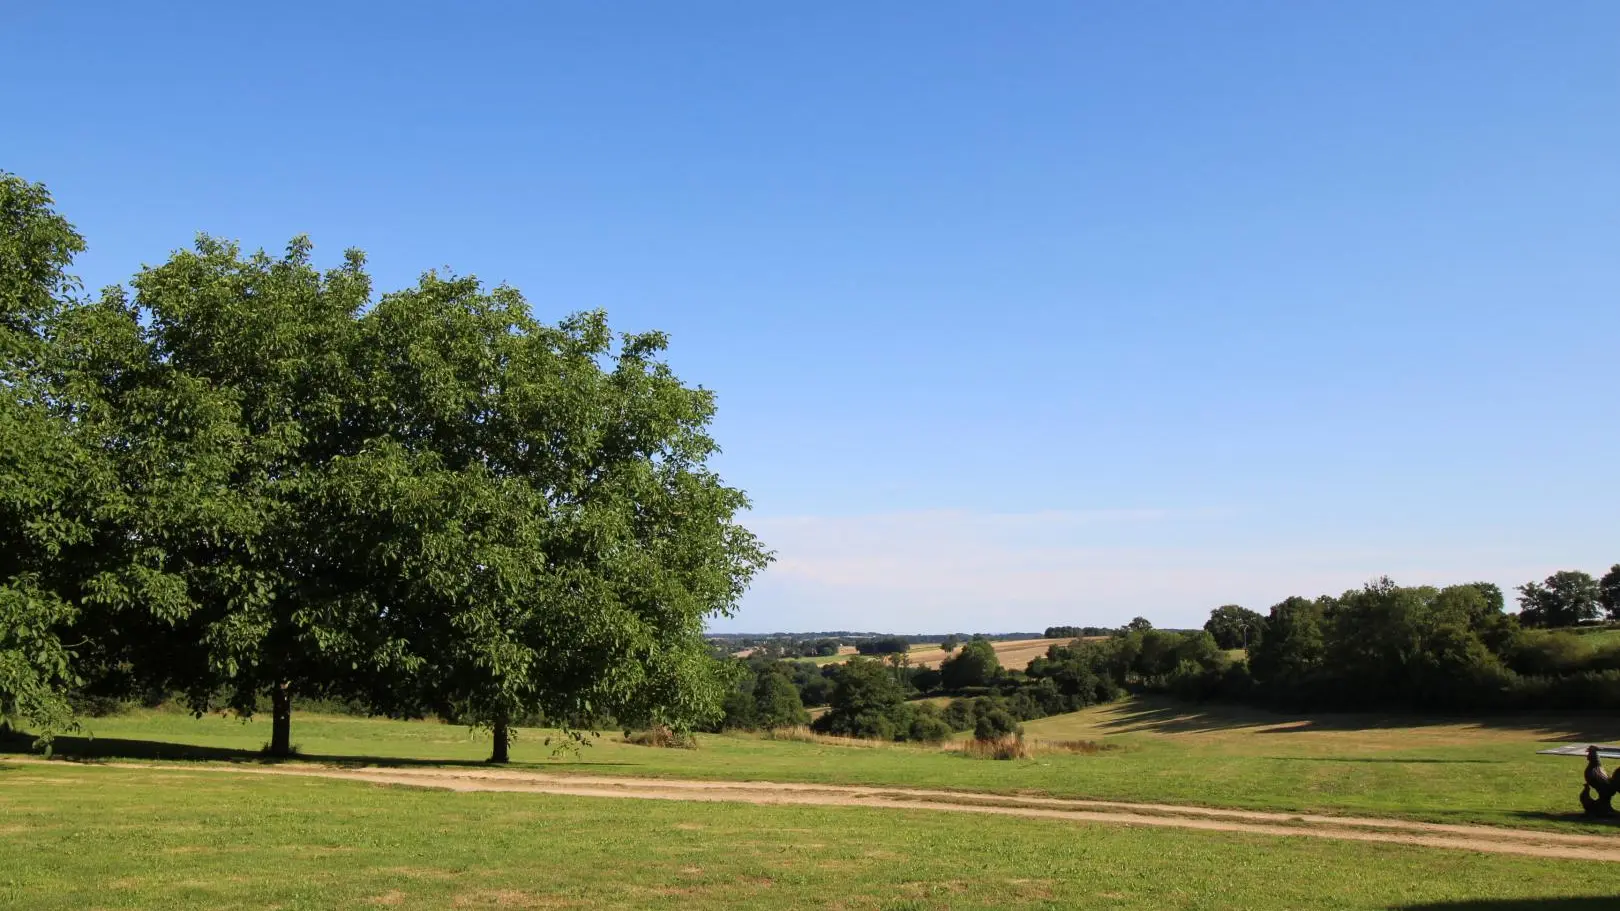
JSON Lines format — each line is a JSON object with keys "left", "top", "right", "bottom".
{"left": 904, "top": 637, "right": 1082, "bottom": 669}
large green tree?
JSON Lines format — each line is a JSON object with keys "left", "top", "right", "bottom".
{"left": 2, "top": 174, "right": 256, "bottom": 743}
{"left": 74, "top": 236, "right": 398, "bottom": 756}
{"left": 0, "top": 173, "right": 88, "bottom": 738}
{"left": 1203, "top": 604, "right": 1265, "bottom": 650}
{"left": 812, "top": 657, "right": 909, "bottom": 739}
{"left": 1516, "top": 571, "right": 1601, "bottom": 629}
{"left": 1246, "top": 596, "right": 1327, "bottom": 694}
{"left": 333, "top": 274, "right": 769, "bottom": 761}
{"left": 1599, "top": 565, "right": 1620, "bottom": 621}
{"left": 4, "top": 177, "right": 768, "bottom": 758}
{"left": 940, "top": 636, "right": 1000, "bottom": 689}
{"left": 752, "top": 668, "right": 809, "bottom": 730}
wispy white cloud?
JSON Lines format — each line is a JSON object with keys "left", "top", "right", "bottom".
{"left": 722, "top": 509, "right": 1571, "bottom": 633}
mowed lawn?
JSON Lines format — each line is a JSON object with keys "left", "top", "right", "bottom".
{"left": 11, "top": 697, "right": 1620, "bottom": 833}
{"left": 6, "top": 761, "right": 1620, "bottom": 911}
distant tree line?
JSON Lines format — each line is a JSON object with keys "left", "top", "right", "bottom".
{"left": 1200, "top": 566, "right": 1620, "bottom": 712}
{"left": 713, "top": 564, "right": 1620, "bottom": 746}
{"left": 712, "top": 625, "right": 1239, "bottom": 743}
{"left": 0, "top": 172, "right": 770, "bottom": 759}
{"left": 1042, "top": 626, "right": 1116, "bottom": 639}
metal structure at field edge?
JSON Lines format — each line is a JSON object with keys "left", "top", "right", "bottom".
{"left": 1536, "top": 744, "right": 1620, "bottom": 817}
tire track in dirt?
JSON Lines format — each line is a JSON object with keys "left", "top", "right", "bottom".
{"left": 20, "top": 759, "right": 1620, "bottom": 862}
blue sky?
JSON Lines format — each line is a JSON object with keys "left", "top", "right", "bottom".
{"left": 7, "top": 2, "right": 1617, "bottom": 632}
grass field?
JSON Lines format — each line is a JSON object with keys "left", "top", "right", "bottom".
{"left": 6, "top": 759, "right": 1620, "bottom": 910}
{"left": 11, "top": 696, "right": 1620, "bottom": 834}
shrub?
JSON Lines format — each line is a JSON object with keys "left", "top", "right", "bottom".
{"left": 905, "top": 702, "right": 953, "bottom": 743}
{"left": 908, "top": 713, "right": 954, "bottom": 743}
{"left": 942, "top": 698, "right": 976, "bottom": 732}
{"left": 1505, "top": 629, "right": 1590, "bottom": 676}
{"left": 973, "top": 708, "right": 1021, "bottom": 742}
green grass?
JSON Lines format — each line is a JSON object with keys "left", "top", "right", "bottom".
{"left": 1568, "top": 625, "right": 1620, "bottom": 645}
{"left": 16, "top": 697, "right": 1620, "bottom": 833}
{"left": 801, "top": 652, "right": 850, "bottom": 665}
{"left": 5, "top": 760, "right": 1620, "bottom": 910}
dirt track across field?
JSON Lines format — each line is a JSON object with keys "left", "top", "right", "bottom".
{"left": 27, "top": 759, "right": 1620, "bottom": 862}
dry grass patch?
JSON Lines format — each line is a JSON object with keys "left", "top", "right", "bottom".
{"left": 762, "top": 726, "right": 914, "bottom": 749}
{"left": 952, "top": 736, "right": 1032, "bottom": 760}
{"left": 622, "top": 725, "right": 696, "bottom": 749}
{"left": 944, "top": 736, "right": 1115, "bottom": 760}
{"left": 1006, "top": 878, "right": 1056, "bottom": 900}
{"left": 758, "top": 722, "right": 939, "bottom": 745}
{"left": 452, "top": 888, "right": 577, "bottom": 908}
{"left": 381, "top": 866, "right": 462, "bottom": 881}
{"left": 902, "top": 638, "right": 1078, "bottom": 670}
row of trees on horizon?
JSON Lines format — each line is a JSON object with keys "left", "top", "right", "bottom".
{"left": 1203, "top": 566, "right": 1620, "bottom": 651}
{"left": 709, "top": 566, "right": 1620, "bottom": 748}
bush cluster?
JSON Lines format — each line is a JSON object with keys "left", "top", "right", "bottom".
{"left": 1240, "top": 577, "right": 1620, "bottom": 712}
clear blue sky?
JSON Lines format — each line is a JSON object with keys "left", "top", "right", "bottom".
{"left": 7, "top": 2, "right": 1617, "bottom": 633}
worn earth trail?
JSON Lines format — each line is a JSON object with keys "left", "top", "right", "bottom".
{"left": 17, "top": 759, "right": 1620, "bottom": 862}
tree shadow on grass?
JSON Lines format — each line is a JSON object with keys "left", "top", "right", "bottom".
{"left": 1262, "top": 756, "right": 1499, "bottom": 764}
{"left": 1093, "top": 697, "right": 1620, "bottom": 743}
{"left": 1497, "top": 808, "right": 1620, "bottom": 829}
{"left": 0, "top": 729, "right": 641, "bottom": 769}
{"left": 1393, "top": 894, "right": 1620, "bottom": 901}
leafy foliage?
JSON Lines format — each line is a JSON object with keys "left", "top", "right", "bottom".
{"left": 812, "top": 658, "right": 909, "bottom": 739}
{"left": 1517, "top": 571, "right": 1602, "bottom": 628}
{"left": 1245, "top": 577, "right": 1620, "bottom": 711}
{"left": 752, "top": 669, "right": 810, "bottom": 730}
{"left": 854, "top": 637, "right": 909, "bottom": 655}
{"left": 0, "top": 173, "right": 89, "bottom": 739}
{"left": 1599, "top": 565, "right": 1620, "bottom": 621}
{"left": 973, "top": 707, "right": 1020, "bottom": 741}
{"left": 1, "top": 173, "right": 770, "bottom": 759}
{"left": 939, "top": 636, "right": 999, "bottom": 689}
{"left": 1203, "top": 605, "right": 1265, "bottom": 650}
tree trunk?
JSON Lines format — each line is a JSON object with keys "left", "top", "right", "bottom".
{"left": 490, "top": 716, "right": 511, "bottom": 764}
{"left": 268, "top": 682, "right": 293, "bottom": 758}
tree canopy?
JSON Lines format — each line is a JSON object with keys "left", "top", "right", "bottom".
{"left": 0, "top": 172, "right": 88, "bottom": 738}
{"left": 940, "top": 637, "right": 1000, "bottom": 689}
{"left": 0, "top": 173, "right": 770, "bottom": 758}
{"left": 1517, "top": 571, "right": 1602, "bottom": 629}
{"left": 1600, "top": 565, "right": 1620, "bottom": 621}
{"left": 1203, "top": 605, "right": 1266, "bottom": 650}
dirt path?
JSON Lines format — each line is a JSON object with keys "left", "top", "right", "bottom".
{"left": 19, "top": 759, "right": 1620, "bottom": 861}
